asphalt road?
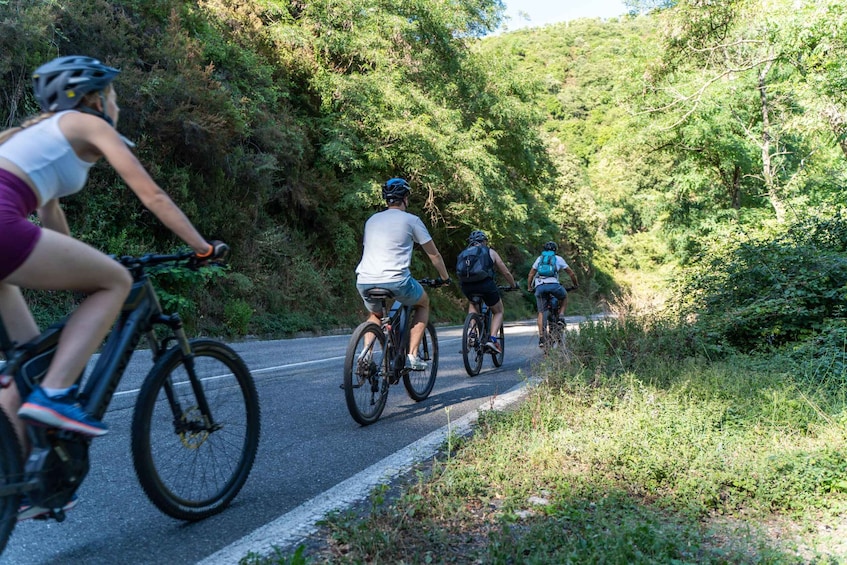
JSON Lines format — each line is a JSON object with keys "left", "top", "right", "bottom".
{"left": 1, "top": 319, "right": 548, "bottom": 565}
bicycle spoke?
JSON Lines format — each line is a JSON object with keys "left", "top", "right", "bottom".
{"left": 462, "top": 314, "right": 484, "bottom": 376}
{"left": 132, "top": 340, "right": 260, "bottom": 521}
{"left": 343, "top": 322, "right": 388, "bottom": 425}
{"left": 404, "top": 322, "right": 437, "bottom": 400}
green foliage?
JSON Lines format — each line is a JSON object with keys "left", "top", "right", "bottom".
{"left": 271, "top": 307, "right": 847, "bottom": 562}
{"left": 224, "top": 299, "right": 253, "bottom": 336}
{"left": 6, "top": 0, "right": 847, "bottom": 342}
{"left": 148, "top": 262, "right": 228, "bottom": 330}
{"left": 675, "top": 208, "right": 847, "bottom": 353}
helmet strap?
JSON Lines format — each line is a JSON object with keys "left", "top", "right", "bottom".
{"left": 76, "top": 96, "right": 114, "bottom": 126}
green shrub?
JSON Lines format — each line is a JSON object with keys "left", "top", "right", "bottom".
{"left": 674, "top": 208, "right": 847, "bottom": 353}
{"left": 224, "top": 299, "right": 253, "bottom": 336}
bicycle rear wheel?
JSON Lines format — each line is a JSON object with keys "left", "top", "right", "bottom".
{"left": 491, "top": 323, "right": 505, "bottom": 367}
{"left": 343, "top": 322, "right": 389, "bottom": 426}
{"left": 0, "top": 407, "right": 22, "bottom": 554}
{"left": 131, "top": 339, "right": 260, "bottom": 521}
{"left": 542, "top": 310, "right": 563, "bottom": 352}
{"left": 404, "top": 322, "right": 438, "bottom": 401}
{"left": 461, "top": 313, "right": 484, "bottom": 376}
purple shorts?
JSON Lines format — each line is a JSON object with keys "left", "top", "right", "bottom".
{"left": 0, "top": 169, "right": 40, "bottom": 281}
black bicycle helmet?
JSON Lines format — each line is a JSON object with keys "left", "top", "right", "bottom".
{"left": 32, "top": 55, "right": 120, "bottom": 112}
{"left": 468, "top": 230, "right": 488, "bottom": 244}
{"left": 382, "top": 178, "right": 411, "bottom": 203}
{"left": 543, "top": 241, "right": 558, "bottom": 252}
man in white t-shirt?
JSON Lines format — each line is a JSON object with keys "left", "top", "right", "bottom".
{"left": 527, "top": 241, "right": 578, "bottom": 347}
{"left": 355, "top": 178, "right": 451, "bottom": 369}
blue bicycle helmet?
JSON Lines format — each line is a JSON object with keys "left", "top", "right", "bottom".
{"left": 32, "top": 55, "right": 120, "bottom": 112}
{"left": 543, "top": 241, "right": 558, "bottom": 252}
{"left": 468, "top": 230, "right": 488, "bottom": 244}
{"left": 382, "top": 178, "right": 411, "bottom": 203}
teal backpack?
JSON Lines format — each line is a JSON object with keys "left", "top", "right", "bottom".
{"left": 536, "top": 250, "right": 557, "bottom": 278}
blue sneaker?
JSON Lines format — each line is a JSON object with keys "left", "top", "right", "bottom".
{"left": 18, "top": 494, "right": 78, "bottom": 521}
{"left": 18, "top": 386, "right": 108, "bottom": 437}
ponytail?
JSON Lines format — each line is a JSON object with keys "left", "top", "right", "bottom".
{"left": 0, "top": 112, "right": 55, "bottom": 147}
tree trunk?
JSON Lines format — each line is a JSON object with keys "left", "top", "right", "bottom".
{"left": 731, "top": 163, "right": 741, "bottom": 209}
{"left": 758, "top": 63, "right": 785, "bottom": 222}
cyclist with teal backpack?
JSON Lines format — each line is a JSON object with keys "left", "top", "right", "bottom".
{"left": 527, "top": 241, "right": 578, "bottom": 347}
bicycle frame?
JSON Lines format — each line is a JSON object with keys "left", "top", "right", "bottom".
{"left": 1, "top": 264, "right": 191, "bottom": 420}
{"left": 0, "top": 253, "right": 208, "bottom": 513}
{"left": 467, "top": 295, "right": 492, "bottom": 342}
{"left": 370, "top": 293, "right": 413, "bottom": 380}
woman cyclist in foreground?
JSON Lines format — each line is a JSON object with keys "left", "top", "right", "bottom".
{"left": 0, "top": 55, "right": 226, "bottom": 462}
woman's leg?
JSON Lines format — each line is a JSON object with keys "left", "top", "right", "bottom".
{"left": 0, "top": 284, "right": 40, "bottom": 447}
{"left": 6, "top": 230, "right": 131, "bottom": 435}
{"left": 6, "top": 229, "right": 132, "bottom": 389}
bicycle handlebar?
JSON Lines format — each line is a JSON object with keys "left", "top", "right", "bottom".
{"left": 418, "top": 277, "right": 451, "bottom": 288}
{"left": 116, "top": 247, "right": 229, "bottom": 275}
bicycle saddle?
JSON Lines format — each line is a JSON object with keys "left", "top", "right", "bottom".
{"left": 365, "top": 288, "right": 394, "bottom": 300}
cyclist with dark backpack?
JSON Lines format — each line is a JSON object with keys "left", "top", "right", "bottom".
{"left": 527, "top": 241, "right": 578, "bottom": 347}
{"left": 456, "top": 230, "right": 517, "bottom": 354}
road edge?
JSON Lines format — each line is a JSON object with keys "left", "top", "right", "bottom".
{"left": 196, "top": 377, "right": 539, "bottom": 564}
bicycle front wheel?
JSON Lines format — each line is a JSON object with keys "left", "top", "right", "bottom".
{"left": 343, "top": 322, "right": 389, "bottom": 426}
{"left": 491, "top": 323, "right": 505, "bottom": 367}
{"left": 404, "top": 322, "right": 438, "bottom": 401}
{"left": 461, "top": 313, "right": 484, "bottom": 376}
{"left": 131, "top": 339, "right": 261, "bottom": 521}
{"left": 0, "top": 408, "right": 22, "bottom": 554}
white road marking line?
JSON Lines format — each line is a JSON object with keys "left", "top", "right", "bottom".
{"left": 196, "top": 378, "right": 538, "bottom": 565}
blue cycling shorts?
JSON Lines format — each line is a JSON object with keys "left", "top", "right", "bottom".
{"left": 357, "top": 275, "right": 424, "bottom": 314}
{"left": 534, "top": 283, "right": 566, "bottom": 312}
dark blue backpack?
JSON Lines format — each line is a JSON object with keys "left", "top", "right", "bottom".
{"left": 456, "top": 245, "right": 494, "bottom": 283}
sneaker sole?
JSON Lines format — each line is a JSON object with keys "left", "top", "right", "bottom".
{"left": 18, "top": 498, "right": 78, "bottom": 521}
{"left": 18, "top": 404, "right": 108, "bottom": 437}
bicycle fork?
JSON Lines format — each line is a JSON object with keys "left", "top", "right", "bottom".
{"left": 157, "top": 314, "right": 220, "bottom": 443}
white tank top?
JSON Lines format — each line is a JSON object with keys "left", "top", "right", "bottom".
{"left": 0, "top": 111, "right": 94, "bottom": 204}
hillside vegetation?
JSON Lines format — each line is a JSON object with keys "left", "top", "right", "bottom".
{"left": 7, "top": 0, "right": 847, "bottom": 560}
{"left": 4, "top": 0, "right": 847, "bottom": 358}
{"left": 2, "top": 0, "right": 582, "bottom": 335}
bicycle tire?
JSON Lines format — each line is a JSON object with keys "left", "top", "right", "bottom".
{"left": 542, "top": 310, "right": 563, "bottom": 351}
{"left": 343, "top": 322, "right": 389, "bottom": 425}
{"left": 403, "top": 322, "right": 438, "bottom": 401}
{"left": 491, "top": 323, "right": 505, "bottom": 367}
{"left": 131, "top": 339, "right": 260, "bottom": 521}
{"left": 0, "top": 407, "right": 22, "bottom": 555}
{"left": 461, "top": 313, "right": 484, "bottom": 376}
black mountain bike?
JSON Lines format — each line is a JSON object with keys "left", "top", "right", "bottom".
{"left": 461, "top": 286, "right": 518, "bottom": 376}
{"left": 0, "top": 251, "right": 261, "bottom": 555}
{"left": 343, "top": 278, "right": 444, "bottom": 426}
{"left": 539, "top": 286, "right": 576, "bottom": 351}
